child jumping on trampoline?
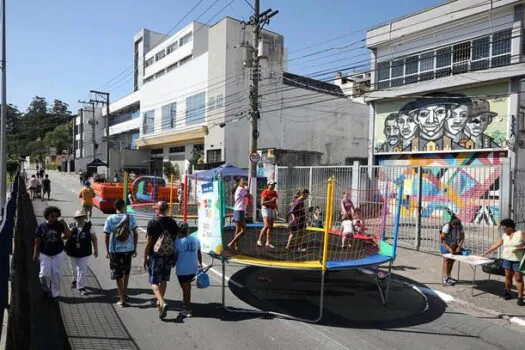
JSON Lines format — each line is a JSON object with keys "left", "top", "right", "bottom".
{"left": 340, "top": 214, "right": 354, "bottom": 248}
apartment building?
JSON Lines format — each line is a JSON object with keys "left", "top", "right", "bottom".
{"left": 365, "top": 0, "right": 525, "bottom": 222}
{"left": 104, "top": 17, "right": 368, "bottom": 178}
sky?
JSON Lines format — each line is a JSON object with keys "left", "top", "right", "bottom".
{"left": 7, "top": 0, "right": 443, "bottom": 112}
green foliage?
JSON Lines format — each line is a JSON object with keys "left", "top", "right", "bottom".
{"left": 6, "top": 159, "right": 19, "bottom": 181}
{"left": 163, "top": 161, "right": 181, "bottom": 181}
{"left": 46, "top": 163, "right": 60, "bottom": 170}
{"left": 7, "top": 96, "right": 73, "bottom": 160}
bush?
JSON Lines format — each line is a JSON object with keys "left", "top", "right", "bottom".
{"left": 46, "top": 163, "right": 59, "bottom": 170}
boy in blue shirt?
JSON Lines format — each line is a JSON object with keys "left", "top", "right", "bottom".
{"left": 175, "top": 223, "right": 202, "bottom": 317}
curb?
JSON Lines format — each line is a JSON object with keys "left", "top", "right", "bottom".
{"left": 427, "top": 287, "right": 525, "bottom": 329}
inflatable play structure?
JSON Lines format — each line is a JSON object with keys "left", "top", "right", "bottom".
{"left": 195, "top": 175, "right": 404, "bottom": 322}
{"left": 92, "top": 175, "right": 178, "bottom": 214}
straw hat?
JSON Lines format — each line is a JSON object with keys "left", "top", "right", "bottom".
{"left": 74, "top": 209, "right": 87, "bottom": 218}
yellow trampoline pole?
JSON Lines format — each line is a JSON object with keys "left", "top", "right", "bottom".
{"left": 169, "top": 174, "right": 174, "bottom": 217}
{"left": 322, "top": 177, "right": 334, "bottom": 271}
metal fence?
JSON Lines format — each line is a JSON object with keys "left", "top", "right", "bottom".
{"left": 277, "top": 164, "right": 504, "bottom": 254}
{"left": 514, "top": 169, "right": 525, "bottom": 230}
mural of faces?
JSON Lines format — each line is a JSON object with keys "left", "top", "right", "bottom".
{"left": 446, "top": 104, "right": 470, "bottom": 136}
{"left": 378, "top": 92, "right": 501, "bottom": 153}
{"left": 396, "top": 113, "right": 418, "bottom": 141}
{"left": 412, "top": 104, "right": 451, "bottom": 139}
{"left": 384, "top": 114, "right": 400, "bottom": 146}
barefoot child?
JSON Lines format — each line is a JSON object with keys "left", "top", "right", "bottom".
{"left": 340, "top": 214, "right": 354, "bottom": 248}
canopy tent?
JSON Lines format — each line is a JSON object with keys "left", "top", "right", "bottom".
{"left": 87, "top": 158, "right": 108, "bottom": 167}
{"left": 189, "top": 163, "right": 249, "bottom": 181}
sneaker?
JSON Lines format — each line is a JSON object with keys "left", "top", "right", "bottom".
{"left": 502, "top": 290, "right": 512, "bottom": 300}
{"left": 181, "top": 309, "right": 192, "bottom": 317}
{"left": 446, "top": 277, "right": 457, "bottom": 286}
{"left": 265, "top": 244, "right": 275, "bottom": 249}
{"left": 71, "top": 281, "right": 77, "bottom": 289}
{"left": 159, "top": 303, "right": 168, "bottom": 319}
{"left": 78, "top": 288, "right": 87, "bottom": 296}
{"left": 117, "top": 300, "right": 128, "bottom": 308}
{"left": 517, "top": 298, "right": 525, "bottom": 306}
{"left": 442, "top": 278, "right": 453, "bottom": 287}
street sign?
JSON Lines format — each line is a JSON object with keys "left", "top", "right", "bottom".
{"left": 249, "top": 152, "right": 261, "bottom": 163}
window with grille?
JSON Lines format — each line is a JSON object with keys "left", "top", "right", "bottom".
{"left": 375, "top": 29, "right": 513, "bottom": 89}
{"left": 207, "top": 149, "right": 222, "bottom": 163}
{"left": 169, "top": 146, "right": 185, "bottom": 153}
{"left": 167, "top": 41, "right": 179, "bottom": 54}
{"left": 180, "top": 32, "right": 193, "bottom": 46}
{"left": 155, "top": 49, "right": 166, "bottom": 62}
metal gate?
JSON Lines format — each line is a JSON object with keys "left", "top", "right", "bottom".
{"left": 276, "top": 164, "right": 504, "bottom": 254}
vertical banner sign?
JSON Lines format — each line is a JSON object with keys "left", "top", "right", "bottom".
{"left": 197, "top": 180, "right": 223, "bottom": 256}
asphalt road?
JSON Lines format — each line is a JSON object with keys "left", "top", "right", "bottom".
{"left": 35, "top": 172, "right": 525, "bottom": 350}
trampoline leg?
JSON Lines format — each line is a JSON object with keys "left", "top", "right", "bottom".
{"left": 221, "top": 257, "right": 226, "bottom": 309}
{"left": 375, "top": 262, "right": 393, "bottom": 306}
{"left": 383, "top": 262, "right": 393, "bottom": 306}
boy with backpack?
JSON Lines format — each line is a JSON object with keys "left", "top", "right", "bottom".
{"left": 103, "top": 199, "right": 139, "bottom": 307}
{"left": 143, "top": 201, "right": 179, "bottom": 319}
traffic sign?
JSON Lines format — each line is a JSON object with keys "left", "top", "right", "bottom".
{"left": 249, "top": 152, "right": 261, "bottom": 163}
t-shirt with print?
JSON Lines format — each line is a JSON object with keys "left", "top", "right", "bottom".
{"left": 261, "top": 190, "right": 278, "bottom": 209}
{"left": 104, "top": 213, "right": 138, "bottom": 253}
{"left": 341, "top": 220, "right": 354, "bottom": 234}
{"left": 35, "top": 222, "right": 65, "bottom": 256}
{"left": 175, "top": 235, "right": 200, "bottom": 276}
{"left": 29, "top": 178, "right": 39, "bottom": 188}
{"left": 67, "top": 223, "right": 95, "bottom": 258}
{"left": 79, "top": 187, "right": 95, "bottom": 206}
{"left": 441, "top": 223, "right": 463, "bottom": 246}
{"left": 146, "top": 216, "right": 179, "bottom": 256}
{"left": 234, "top": 187, "right": 247, "bottom": 211}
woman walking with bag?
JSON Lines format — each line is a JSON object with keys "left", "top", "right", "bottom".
{"left": 483, "top": 218, "right": 525, "bottom": 306}
{"left": 175, "top": 223, "right": 202, "bottom": 317}
{"left": 66, "top": 210, "right": 98, "bottom": 296}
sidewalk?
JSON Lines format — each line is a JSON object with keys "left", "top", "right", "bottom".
{"left": 32, "top": 192, "right": 139, "bottom": 350}
{"left": 393, "top": 247, "right": 525, "bottom": 326}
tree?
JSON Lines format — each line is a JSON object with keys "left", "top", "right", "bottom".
{"left": 6, "top": 159, "right": 19, "bottom": 181}
{"left": 6, "top": 104, "right": 22, "bottom": 133}
{"left": 51, "top": 99, "right": 71, "bottom": 117}
{"left": 163, "top": 161, "right": 181, "bottom": 181}
{"left": 25, "top": 96, "right": 48, "bottom": 118}
{"left": 43, "top": 122, "right": 73, "bottom": 154}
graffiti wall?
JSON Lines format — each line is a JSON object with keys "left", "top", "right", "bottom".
{"left": 374, "top": 83, "right": 510, "bottom": 154}
{"left": 375, "top": 152, "right": 504, "bottom": 232}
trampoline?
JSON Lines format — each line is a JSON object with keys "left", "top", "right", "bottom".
{"left": 197, "top": 176, "right": 405, "bottom": 323}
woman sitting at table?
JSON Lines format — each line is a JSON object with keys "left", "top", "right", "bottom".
{"left": 439, "top": 215, "right": 465, "bottom": 287}
{"left": 482, "top": 219, "right": 524, "bottom": 306}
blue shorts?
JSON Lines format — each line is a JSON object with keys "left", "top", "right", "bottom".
{"left": 148, "top": 254, "right": 172, "bottom": 285}
{"left": 233, "top": 210, "right": 245, "bottom": 223}
{"left": 440, "top": 245, "right": 463, "bottom": 255}
{"left": 502, "top": 259, "right": 521, "bottom": 272}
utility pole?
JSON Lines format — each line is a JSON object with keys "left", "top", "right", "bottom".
{"left": 90, "top": 90, "right": 110, "bottom": 172}
{"left": 79, "top": 100, "right": 96, "bottom": 161}
{"left": 79, "top": 108, "right": 84, "bottom": 158}
{"left": 247, "top": 0, "right": 278, "bottom": 219}
{"left": 0, "top": 0, "right": 7, "bottom": 212}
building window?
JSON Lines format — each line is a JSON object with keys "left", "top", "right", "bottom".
{"left": 169, "top": 146, "right": 185, "bottom": 153}
{"left": 167, "top": 41, "right": 179, "bottom": 54}
{"left": 207, "top": 149, "right": 222, "bottom": 163}
{"left": 208, "top": 96, "right": 215, "bottom": 110}
{"left": 216, "top": 94, "right": 224, "bottom": 108}
{"left": 130, "top": 132, "right": 139, "bottom": 149}
{"left": 375, "top": 29, "right": 513, "bottom": 89}
{"left": 161, "top": 102, "right": 176, "bottom": 130}
{"left": 145, "top": 57, "right": 154, "bottom": 68}
{"left": 185, "top": 92, "right": 206, "bottom": 126}
{"left": 150, "top": 149, "right": 163, "bottom": 155}
{"left": 180, "top": 32, "right": 192, "bottom": 46}
{"left": 155, "top": 69, "right": 165, "bottom": 79}
{"left": 155, "top": 49, "right": 166, "bottom": 62}
{"left": 143, "top": 110, "right": 155, "bottom": 135}
{"left": 144, "top": 75, "right": 154, "bottom": 84}
{"left": 179, "top": 55, "right": 192, "bottom": 66}
{"left": 167, "top": 62, "right": 178, "bottom": 72}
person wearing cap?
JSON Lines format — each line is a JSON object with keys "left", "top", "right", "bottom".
{"left": 257, "top": 180, "right": 279, "bottom": 248}
{"left": 79, "top": 181, "right": 96, "bottom": 221}
{"left": 143, "top": 201, "right": 179, "bottom": 319}
{"left": 66, "top": 210, "right": 98, "bottom": 296}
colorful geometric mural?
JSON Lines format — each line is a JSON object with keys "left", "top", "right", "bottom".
{"left": 376, "top": 152, "right": 504, "bottom": 225}
{"left": 374, "top": 83, "right": 510, "bottom": 154}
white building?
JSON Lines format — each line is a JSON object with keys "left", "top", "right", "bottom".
{"left": 364, "top": 0, "right": 525, "bottom": 224}
{"left": 103, "top": 17, "right": 368, "bottom": 178}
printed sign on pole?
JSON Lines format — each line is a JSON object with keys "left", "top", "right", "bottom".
{"left": 197, "top": 180, "right": 223, "bottom": 256}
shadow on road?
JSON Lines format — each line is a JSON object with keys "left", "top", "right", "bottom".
{"left": 228, "top": 266, "right": 447, "bottom": 328}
